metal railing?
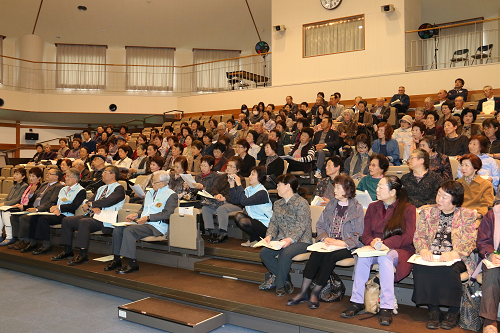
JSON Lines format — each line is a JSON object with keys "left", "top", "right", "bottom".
{"left": 0, "top": 53, "right": 271, "bottom": 96}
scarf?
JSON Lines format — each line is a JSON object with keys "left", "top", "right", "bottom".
{"left": 20, "top": 182, "right": 39, "bottom": 206}
{"left": 349, "top": 152, "right": 369, "bottom": 175}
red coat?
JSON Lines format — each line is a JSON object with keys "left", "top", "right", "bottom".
{"left": 363, "top": 200, "right": 416, "bottom": 282}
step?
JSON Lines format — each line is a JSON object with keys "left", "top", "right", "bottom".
{"left": 203, "top": 236, "right": 262, "bottom": 263}
{"left": 194, "top": 258, "right": 267, "bottom": 283}
{"left": 118, "top": 297, "right": 226, "bottom": 333}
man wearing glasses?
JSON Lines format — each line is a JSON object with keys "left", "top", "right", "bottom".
{"left": 53, "top": 165, "right": 125, "bottom": 265}
{"left": 104, "top": 170, "right": 178, "bottom": 274}
{"left": 12, "top": 168, "right": 64, "bottom": 252}
{"left": 81, "top": 154, "right": 107, "bottom": 193}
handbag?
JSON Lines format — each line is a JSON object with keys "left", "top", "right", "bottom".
{"left": 459, "top": 282, "right": 483, "bottom": 332}
{"left": 319, "top": 272, "right": 345, "bottom": 302}
{"left": 364, "top": 274, "right": 380, "bottom": 314}
{"left": 201, "top": 197, "right": 225, "bottom": 209}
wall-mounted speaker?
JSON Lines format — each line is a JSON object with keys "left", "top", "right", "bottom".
{"left": 25, "top": 133, "right": 39, "bottom": 140}
{"left": 109, "top": 104, "right": 117, "bottom": 111}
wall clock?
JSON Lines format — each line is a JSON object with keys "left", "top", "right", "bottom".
{"left": 320, "top": 0, "right": 342, "bottom": 10}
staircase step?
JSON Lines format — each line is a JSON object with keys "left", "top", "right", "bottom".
{"left": 194, "top": 258, "right": 267, "bottom": 283}
{"left": 118, "top": 297, "right": 226, "bottom": 333}
{"left": 203, "top": 237, "right": 262, "bottom": 263}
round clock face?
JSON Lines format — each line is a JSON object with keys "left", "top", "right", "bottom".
{"left": 321, "top": 0, "right": 342, "bottom": 10}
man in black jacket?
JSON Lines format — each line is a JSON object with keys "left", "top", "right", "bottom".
{"left": 313, "top": 117, "right": 340, "bottom": 178}
{"left": 477, "top": 85, "right": 500, "bottom": 114}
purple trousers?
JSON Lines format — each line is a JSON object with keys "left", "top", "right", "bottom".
{"left": 350, "top": 250, "right": 399, "bottom": 310}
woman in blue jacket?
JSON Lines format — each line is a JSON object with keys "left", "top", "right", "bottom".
{"left": 229, "top": 166, "right": 273, "bottom": 247}
{"left": 372, "top": 122, "right": 400, "bottom": 165}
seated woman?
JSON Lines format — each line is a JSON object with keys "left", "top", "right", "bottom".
{"left": 40, "top": 143, "right": 57, "bottom": 161}
{"left": 337, "top": 110, "right": 358, "bottom": 146}
{"left": 259, "top": 174, "right": 312, "bottom": 297}
{"left": 457, "top": 108, "right": 481, "bottom": 139}
{"left": 357, "top": 153, "right": 389, "bottom": 201}
{"left": 437, "top": 118, "right": 469, "bottom": 157}
{"left": 57, "top": 138, "right": 69, "bottom": 160}
{"left": 344, "top": 134, "right": 371, "bottom": 179}
{"left": 419, "top": 136, "right": 453, "bottom": 181}
{"left": 201, "top": 156, "right": 246, "bottom": 243}
{"left": 65, "top": 138, "right": 82, "bottom": 159}
{"left": 231, "top": 166, "right": 273, "bottom": 247}
{"left": 129, "top": 156, "right": 164, "bottom": 204}
{"left": 246, "top": 130, "right": 261, "bottom": 160}
{"left": 190, "top": 156, "right": 220, "bottom": 194}
{"left": 201, "top": 132, "right": 214, "bottom": 157}
{"left": 258, "top": 140, "right": 284, "bottom": 190}
{"left": 219, "top": 135, "right": 235, "bottom": 160}
{"left": 179, "top": 127, "right": 192, "bottom": 146}
{"left": 261, "top": 110, "right": 276, "bottom": 131}
{"left": 114, "top": 145, "right": 133, "bottom": 170}
{"left": 483, "top": 119, "right": 500, "bottom": 157}
{"left": 79, "top": 147, "right": 91, "bottom": 166}
{"left": 413, "top": 181, "right": 477, "bottom": 330}
{"left": 212, "top": 142, "right": 228, "bottom": 172}
{"left": 436, "top": 100, "right": 460, "bottom": 127}
{"left": 457, "top": 154, "right": 494, "bottom": 219}
{"left": 403, "top": 121, "right": 426, "bottom": 163}
{"left": 353, "top": 100, "right": 373, "bottom": 137}
{"left": 313, "top": 156, "right": 343, "bottom": 203}
{"left": 181, "top": 134, "right": 194, "bottom": 159}
{"left": 29, "top": 144, "right": 44, "bottom": 165}
{"left": 372, "top": 122, "right": 400, "bottom": 165}
{"left": 476, "top": 204, "right": 500, "bottom": 333}
{"left": 458, "top": 135, "right": 500, "bottom": 190}
{"left": 287, "top": 174, "right": 364, "bottom": 309}
{"left": 393, "top": 115, "right": 413, "bottom": 148}
{"left": 164, "top": 143, "right": 184, "bottom": 171}
{"left": 0, "top": 168, "right": 28, "bottom": 246}
{"left": 424, "top": 111, "right": 445, "bottom": 141}
{"left": 128, "top": 143, "right": 149, "bottom": 177}
{"left": 188, "top": 140, "right": 203, "bottom": 175}
{"left": 290, "top": 118, "right": 309, "bottom": 145}
{"left": 286, "top": 127, "right": 315, "bottom": 173}
{"left": 235, "top": 139, "right": 256, "bottom": 177}
{"left": 168, "top": 156, "right": 189, "bottom": 195}
{"left": 342, "top": 175, "right": 416, "bottom": 327}
{"left": 132, "top": 134, "right": 147, "bottom": 159}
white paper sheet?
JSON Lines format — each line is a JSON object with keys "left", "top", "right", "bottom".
{"left": 180, "top": 174, "right": 197, "bottom": 188}
{"left": 252, "top": 239, "right": 286, "bottom": 251}
{"left": 482, "top": 258, "right": 500, "bottom": 269}
{"left": 109, "top": 221, "right": 137, "bottom": 227}
{"left": 198, "top": 190, "right": 214, "bottom": 199}
{"left": 93, "top": 210, "right": 118, "bottom": 224}
{"left": 311, "top": 196, "right": 326, "bottom": 206}
{"left": 27, "top": 212, "right": 56, "bottom": 216}
{"left": 355, "top": 190, "right": 373, "bottom": 209}
{"left": 407, "top": 254, "right": 461, "bottom": 266}
{"left": 307, "top": 242, "right": 346, "bottom": 253}
{"left": 129, "top": 178, "right": 136, "bottom": 184}
{"left": 93, "top": 255, "right": 115, "bottom": 262}
{"left": 130, "top": 184, "right": 145, "bottom": 198}
{"left": 483, "top": 100, "right": 495, "bottom": 114}
{"left": 178, "top": 206, "right": 194, "bottom": 216}
{"left": 352, "top": 245, "right": 389, "bottom": 257}
{"left": 0, "top": 206, "right": 15, "bottom": 211}
{"left": 11, "top": 212, "right": 30, "bottom": 215}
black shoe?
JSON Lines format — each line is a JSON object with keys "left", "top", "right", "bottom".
{"left": 104, "top": 261, "right": 122, "bottom": 271}
{"left": 379, "top": 309, "right": 393, "bottom": 326}
{"left": 32, "top": 246, "right": 52, "bottom": 255}
{"left": 286, "top": 295, "right": 309, "bottom": 306}
{"left": 208, "top": 232, "right": 218, "bottom": 243}
{"left": 275, "top": 288, "right": 286, "bottom": 297}
{"left": 68, "top": 255, "right": 89, "bottom": 266}
{"left": 308, "top": 301, "right": 320, "bottom": 309}
{"left": 51, "top": 251, "right": 74, "bottom": 261}
{"left": 211, "top": 234, "right": 228, "bottom": 244}
{"left": 426, "top": 310, "right": 442, "bottom": 330}
{"left": 341, "top": 303, "right": 365, "bottom": 318}
{"left": 440, "top": 312, "right": 459, "bottom": 330}
{"left": 284, "top": 279, "right": 294, "bottom": 294}
{"left": 116, "top": 264, "right": 139, "bottom": 274}
{"left": 20, "top": 244, "right": 38, "bottom": 253}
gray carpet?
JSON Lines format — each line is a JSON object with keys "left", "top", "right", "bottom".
{"left": 0, "top": 268, "right": 263, "bottom": 333}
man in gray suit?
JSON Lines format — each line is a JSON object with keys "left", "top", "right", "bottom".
{"left": 12, "top": 169, "right": 64, "bottom": 252}
{"left": 370, "top": 97, "right": 391, "bottom": 125}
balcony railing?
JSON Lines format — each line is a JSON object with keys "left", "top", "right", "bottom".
{"left": 405, "top": 17, "right": 499, "bottom": 72}
{"left": 0, "top": 52, "right": 271, "bottom": 95}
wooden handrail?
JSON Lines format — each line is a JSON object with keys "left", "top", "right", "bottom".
{"left": 406, "top": 16, "right": 500, "bottom": 33}
{"left": 0, "top": 52, "right": 271, "bottom": 68}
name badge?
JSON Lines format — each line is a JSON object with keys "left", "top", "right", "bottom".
{"left": 61, "top": 198, "right": 68, "bottom": 202}
{"left": 156, "top": 202, "right": 162, "bottom": 208}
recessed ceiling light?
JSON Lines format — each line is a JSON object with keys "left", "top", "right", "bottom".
{"left": 102, "top": 30, "right": 105, "bottom": 32}
{"left": 78, "top": 5, "right": 87, "bottom": 11}
{"left": 56, "top": 36, "right": 61, "bottom": 39}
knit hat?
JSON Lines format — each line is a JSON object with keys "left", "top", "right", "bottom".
{"left": 399, "top": 115, "right": 414, "bottom": 125}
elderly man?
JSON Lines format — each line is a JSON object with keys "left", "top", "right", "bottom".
{"left": 327, "top": 92, "right": 345, "bottom": 120}
{"left": 390, "top": 86, "right": 410, "bottom": 126}
{"left": 236, "top": 118, "right": 250, "bottom": 142}
{"left": 213, "top": 122, "right": 227, "bottom": 142}
{"left": 452, "top": 96, "right": 466, "bottom": 116}
{"left": 436, "top": 89, "right": 449, "bottom": 106}
{"left": 11, "top": 169, "right": 64, "bottom": 252}
{"left": 253, "top": 122, "right": 268, "bottom": 146}
{"left": 447, "top": 78, "right": 468, "bottom": 102}
{"left": 310, "top": 96, "right": 327, "bottom": 118}
{"left": 424, "top": 97, "right": 436, "bottom": 113}
{"left": 477, "top": 85, "right": 500, "bottom": 114}
{"left": 313, "top": 117, "right": 340, "bottom": 178}
{"left": 350, "top": 96, "right": 363, "bottom": 113}
{"left": 370, "top": 97, "right": 391, "bottom": 125}
{"left": 53, "top": 165, "right": 125, "bottom": 265}
{"left": 73, "top": 159, "right": 90, "bottom": 181}
{"left": 104, "top": 171, "right": 178, "bottom": 274}
{"left": 285, "top": 96, "right": 299, "bottom": 113}
{"left": 81, "top": 154, "right": 107, "bottom": 193}
{"left": 28, "top": 168, "right": 87, "bottom": 255}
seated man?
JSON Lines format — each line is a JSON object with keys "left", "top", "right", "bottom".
{"left": 53, "top": 165, "right": 125, "bottom": 265}
{"left": 11, "top": 169, "right": 64, "bottom": 251}
{"left": 390, "top": 86, "right": 410, "bottom": 116}
{"left": 313, "top": 117, "right": 340, "bottom": 179}
{"left": 253, "top": 122, "right": 268, "bottom": 146}
{"left": 447, "top": 78, "right": 468, "bottom": 102}
{"left": 370, "top": 97, "right": 391, "bottom": 125}
{"left": 81, "top": 154, "right": 107, "bottom": 193}
{"left": 72, "top": 159, "right": 90, "bottom": 182}
{"left": 104, "top": 170, "right": 178, "bottom": 274}
{"left": 477, "top": 85, "right": 500, "bottom": 114}
{"left": 29, "top": 168, "right": 87, "bottom": 254}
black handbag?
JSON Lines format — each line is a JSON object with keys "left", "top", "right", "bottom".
{"left": 459, "top": 282, "right": 483, "bottom": 332}
{"left": 319, "top": 272, "right": 346, "bottom": 302}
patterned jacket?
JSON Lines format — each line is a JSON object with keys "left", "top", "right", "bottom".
{"left": 414, "top": 205, "right": 477, "bottom": 275}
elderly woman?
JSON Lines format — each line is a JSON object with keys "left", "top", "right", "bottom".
{"left": 457, "top": 154, "right": 494, "bottom": 218}
{"left": 436, "top": 118, "right": 469, "bottom": 157}
{"left": 393, "top": 115, "right": 413, "bottom": 147}
{"left": 29, "top": 144, "right": 44, "bottom": 164}
{"left": 424, "top": 111, "right": 445, "bottom": 140}
{"left": 260, "top": 110, "right": 276, "bottom": 132}
{"left": 129, "top": 156, "right": 165, "bottom": 204}
{"left": 168, "top": 156, "right": 189, "bottom": 195}
{"left": 419, "top": 136, "right": 453, "bottom": 181}
{"left": 114, "top": 146, "right": 133, "bottom": 170}
{"left": 0, "top": 168, "right": 28, "bottom": 246}
{"left": 357, "top": 154, "right": 389, "bottom": 201}
{"left": 57, "top": 138, "right": 69, "bottom": 160}
{"left": 201, "top": 156, "right": 246, "bottom": 244}
{"left": 212, "top": 142, "right": 229, "bottom": 172}
{"left": 337, "top": 109, "right": 358, "bottom": 146}
{"left": 287, "top": 174, "right": 364, "bottom": 309}
{"left": 190, "top": 155, "right": 220, "bottom": 194}
{"left": 457, "top": 108, "right": 481, "bottom": 139}
{"left": 403, "top": 121, "right": 426, "bottom": 163}
{"left": 483, "top": 119, "right": 500, "bottom": 157}
{"left": 66, "top": 138, "right": 82, "bottom": 159}
{"left": 313, "top": 156, "right": 343, "bottom": 203}
{"left": 413, "top": 181, "right": 477, "bottom": 330}
{"left": 40, "top": 143, "right": 57, "bottom": 161}
{"left": 372, "top": 122, "right": 400, "bottom": 165}
{"left": 344, "top": 134, "right": 371, "bottom": 179}
{"left": 258, "top": 140, "right": 284, "bottom": 190}
{"left": 436, "top": 100, "right": 460, "bottom": 127}
{"left": 342, "top": 176, "right": 416, "bottom": 327}
{"left": 259, "top": 174, "right": 312, "bottom": 297}
{"left": 286, "top": 127, "right": 316, "bottom": 173}
{"left": 290, "top": 118, "right": 310, "bottom": 145}
{"left": 231, "top": 166, "right": 273, "bottom": 247}
{"left": 458, "top": 135, "right": 500, "bottom": 190}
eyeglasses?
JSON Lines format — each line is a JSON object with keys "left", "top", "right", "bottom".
{"left": 102, "top": 171, "right": 112, "bottom": 174}
{"left": 152, "top": 181, "right": 164, "bottom": 185}
{"left": 48, "top": 173, "right": 58, "bottom": 176}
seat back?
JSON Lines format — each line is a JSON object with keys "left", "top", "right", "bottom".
{"left": 2, "top": 179, "right": 13, "bottom": 194}
{"left": 75, "top": 204, "right": 85, "bottom": 216}
{"left": 135, "top": 175, "right": 149, "bottom": 186}
{"left": 122, "top": 203, "right": 142, "bottom": 211}
{"left": 283, "top": 145, "right": 292, "bottom": 156}
{"left": 118, "top": 208, "right": 139, "bottom": 222}
{"left": 1, "top": 167, "right": 12, "bottom": 178}
{"left": 398, "top": 142, "right": 405, "bottom": 161}
{"left": 385, "top": 165, "right": 410, "bottom": 177}
{"left": 310, "top": 205, "right": 325, "bottom": 234}
{"left": 450, "top": 158, "right": 460, "bottom": 180}
{"left": 169, "top": 208, "right": 201, "bottom": 250}
{"left": 118, "top": 180, "right": 128, "bottom": 190}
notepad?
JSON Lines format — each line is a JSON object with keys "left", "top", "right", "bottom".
{"left": 483, "top": 100, "right": 495, "bottom": 114}
{"left": 307, "top": 242, "right": 346, "bottom": 253}
{"left": 311, "top": 196, "right": 327, "bottom": 206}
{"left": 93, "top": 210, "right": 118, "bottom": 224}
{"left": 408, "top": 254, "right": 461, "bottom": 266}
{"left": 482, "top": 258, "right": 500, "bottom": 270}
{"left": 252, "top": 239, "right": 286, "bottom": 251}
{"left": 108, "top": 221, "right": 137, "bottom": 227}
{"left": 352, "top": 245, "right": 389, "bottom": 257}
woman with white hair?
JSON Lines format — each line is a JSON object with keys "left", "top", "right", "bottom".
{"left": 337, "top": 109, "right": 358, "bottom": 146}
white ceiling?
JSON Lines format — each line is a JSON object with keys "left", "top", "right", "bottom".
{"left": 0, "top": 0, "right": 272, "bottom": 52}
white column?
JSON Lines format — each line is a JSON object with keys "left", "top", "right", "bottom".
{"left": 16, "top": 34, "right": 44, "bottom": 91}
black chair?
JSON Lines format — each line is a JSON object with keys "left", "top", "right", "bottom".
{"left": 471, "top": 44, "right": 493, "bottom": 65}
{"left": 449, "top": 48, "right": 469, "bottom": 67}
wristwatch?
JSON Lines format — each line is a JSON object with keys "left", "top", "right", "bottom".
{"left": 147, "top": 217, "right": 150, "bottom": 222}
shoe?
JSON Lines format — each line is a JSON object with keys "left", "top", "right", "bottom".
{"left": 440, "top": 312, "right": 459, "bottom": 330}
{"left": 308, "top": 301, "right": 320, "bottom": 309}
{"left": 51, "top": 251, "right": 74, "bottom": 261}
{"left": 259, "top": 274, "right": 276, "bottom": 290}
{"left": 484, "top": 325, "right": 499, "bottom": 333}
{"left": 0, "top": 238, "right": 15, "bottom": 246}
{"left": 314, "top": 171, "right": 322, "bottom": 179}
{"left": 68, "top": 255, "right": 89, "bottom": 266}
{"left": 104, "top": 261, "right": 122, "bottom": 271}
{"left": 211, "top": 234, "right": 228, "bottom": 244}
{"left": 284, "top": 276, "right": 294, "bottom": 294}
{"left": 32, "top": 246, "right": 52, "bottom": 255}
{"left": 7, "top": 239, "right": 20, "bottom": 249}
{"left": 12, "top": 240, "right": 29, "bottom": 250}
{"left": 116, "top": 264, "right": 139, "bottom": 274}
{"left": 426, "top": 310, "right": 442, "bottom": 330}
{"left": 240, "top": 240, "right": 251, "bottom": 247}
{"left": 341, "top": 303, "right": 365, "bottom": 318}
{"left": 379, "top": 309, "right": 393, "bottom": 326}
{"left": 20, "top": 244, "right": 38, "bottom": 253}
{"left": 276, "top": 288, "right": 286, "bottom": 297}
{"left": 286, "top": 295, "right": 309, "bottom": 306}
{"left": 208, "top": 232, "right": 218, "bottom": 243}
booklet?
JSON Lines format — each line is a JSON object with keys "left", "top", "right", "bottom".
{"left": 311, "top": 196, "right": 327, "bottom": 206}
{"left": 108, "top": 221, "right": 137, "bottom": 227}
{"left": 252, "top": 239, "right": 286, "bottom": 251}
{"left": 27, "top": 212, "right": 56, "bottom": 216}
{"left": 93, "top": 210, "right": 118, "bottom": 224}
{"left": 307, "top": 242, "right": 346, "bottom": 253}
{"left": 352, "top": 245, "right": 389, "bottom": 257}
{"left": 355, "top": 190, "right": 373, "bottom": 209}
{"left": 0, "top": 206, "right": 20, "bottom": 211}
{"left": 408, "top": 254, "right": 461, "bottom": 266}
{"left": 198, "top": 190, "right": 214, "bottom": 199}
{"left": 130, "top": 184, "right": 145, "bottom": 198}
{"left": 180, "top": 174, "right": 197, "bottom": 188}
{"left": 482, "top": 258, "right": 500, "bottom": 270}
{"left": 11, "top": 211, "right": 31, "bottom": 215}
